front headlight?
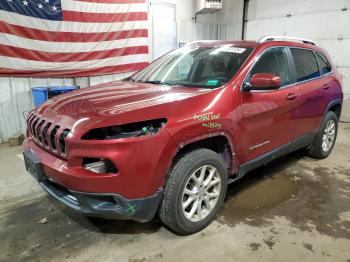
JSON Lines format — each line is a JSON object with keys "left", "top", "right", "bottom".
{"left": 82, "top": 118, "right": 167, "bottom": 140}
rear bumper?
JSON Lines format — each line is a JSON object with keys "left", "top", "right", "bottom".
{"left": 40, "top": 177, "right": 163, "bottom": 222}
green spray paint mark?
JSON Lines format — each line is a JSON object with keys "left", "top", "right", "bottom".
{"left": 125, "top": 204, "right": 136, "bottom": 215}
{"left": 206, "top": 79, "right": 219, "bottom": 86}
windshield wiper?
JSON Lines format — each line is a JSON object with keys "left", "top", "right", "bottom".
{"left": 122, "top": 76, "right": 136, "bottom": 82}
{"left": 140, "top": 80, "right": 172, "bottom": 85}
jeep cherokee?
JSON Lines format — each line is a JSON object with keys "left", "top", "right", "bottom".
{"left": 23, "top": 36, "right": 343, "bottom": 235}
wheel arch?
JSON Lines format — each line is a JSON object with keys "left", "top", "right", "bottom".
{"left": 166, "top": 132, "right": 236, "bottom": 182}
{"left": 326, "top": 100, "right": 342, "bottom": 119}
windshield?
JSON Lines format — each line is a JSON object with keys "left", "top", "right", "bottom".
{"left": 130, "top": 45, "right": 253, "bottom": 88}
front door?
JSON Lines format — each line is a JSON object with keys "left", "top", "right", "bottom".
{"left": 241, "top": 47, "right": 301, "bottom": 161}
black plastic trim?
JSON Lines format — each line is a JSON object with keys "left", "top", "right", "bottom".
{"left": 324, "top": 99, "right": 343, "bottom": 118}
{"left": 236, "top": 133, "right": 316, "bottom": 179}
{"left": 39, "top": 178, "right": 163, "bottom": 222}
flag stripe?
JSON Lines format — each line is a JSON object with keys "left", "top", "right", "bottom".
{"left": 0, "top": 11, "right": 148, "bottom": 33}
{"left": 1, "top": 33, "right": 149, "bottom": 53}
{"left": 0, "top": 54, "right": 149, "bottom": 70}
{"left": 76, "top": 0, "right": 146, "bottom": 4}
{"left": 63, "top": 11, "right": 147, "bottom": 23}
{"left": 0, "top": 44, "right": 148, "bottom": 62}
{"left": 62, "top": 0, "right": 147, "bottom": 14}
{"left": 0, "top": 62, "right": 147, "bottom": 77}
{"left": 0, "top": 22, "right": 148, "bottom": 42}
{"left": 0, "top": 0, "right": 149, "bottom": 77}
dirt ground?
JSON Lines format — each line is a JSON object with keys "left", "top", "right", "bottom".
{"left": 1, "top": 100, "right": 349, "bottom": 262}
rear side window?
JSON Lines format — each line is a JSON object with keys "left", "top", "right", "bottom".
{"left": 291, "top": 48, "right": 320, "bottom": 82}
{"left": 316, "top": 52, "right": 332, "bottom": 75}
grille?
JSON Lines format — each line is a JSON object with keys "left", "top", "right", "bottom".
{"left": 27, "top": 112, "right": 70, "bottom": 159}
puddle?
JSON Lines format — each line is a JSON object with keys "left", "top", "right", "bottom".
{"left": 217, "top": 152, "right": 350, "bottom": 239}
{"left": 219, "top": 170, "right": 301, "bottom": 224}
{"left": 227, "top": 174, "right": 300, "bottom": 210}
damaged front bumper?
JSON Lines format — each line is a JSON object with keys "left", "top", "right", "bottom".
{"left": 23, "top": 149, "right": 163, "bottom": 222}
{"left": 40, "top": 178, "right": 163, "bottom": 222}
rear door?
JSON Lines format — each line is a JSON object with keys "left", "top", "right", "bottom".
{"left": 289, "top": 48, "right": 329, "bottom": 136}
{"left": 241, "top": 46, "right": 301, "bottom": 161}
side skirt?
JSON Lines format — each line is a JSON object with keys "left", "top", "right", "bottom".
{"left": 228, "top": 133, "right": 316, "bottom": 184}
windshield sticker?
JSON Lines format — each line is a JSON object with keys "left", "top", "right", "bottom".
{"left": 177, "top": 55, "right": 193, "bottom": 79}
{"left": 207, "top": 79, "right": 219, "bottom": 86}
{"left": 224, "top": 47, "right": 246, "bottom": 54}
{"left": 194, "top": 112, "right": 222, "bottom": 129}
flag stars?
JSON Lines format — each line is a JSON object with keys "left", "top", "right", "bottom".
{"left": 22, "top": 0, "right": 28, "bottom": 6}
{"left": 7, "top": 0, "right": 12, "bottom": 2}
{"left": 38, "top": 3, "right": 43, "bottom": 9}
{"left": 52, "top": 5, "right": 57, "bottom": 11}
{"left": 45, "top": 0, "right": 50, "bottom": 3}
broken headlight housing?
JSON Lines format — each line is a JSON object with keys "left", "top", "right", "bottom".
{"left": 82, "top": 118, "right": 167, "bottom": 140}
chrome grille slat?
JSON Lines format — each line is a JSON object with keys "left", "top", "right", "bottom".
{"left": 51, "top": 125, "right": 60, "bottom": 151}
{"left": 27, "top": 114, "right": 35, "bottom": 126}
{"left": 32, "top": 118, "right": 40, "bottom": 141}
{"left": 42, "top": 122, "right": 52, "bottom": 147}
{"left": 26, "top": 114, "right": 70, "bottom": 159}
{"left": 59, "top": 129, "right": 70, "bottom": 155}
{"left": 55, "top": 128, "right": 63, "bottom": 155}
{"left": 37, "top": 120, "right": 45, "bottom": 143}
{"left": 29, "top": 115, "right": 35, "bottom": 134}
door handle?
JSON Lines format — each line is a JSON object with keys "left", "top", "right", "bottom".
{"left": 322, "top": 84, "right": 330, "bottom": 90}
{"left": 286, "top": 93, "right": 297, "bottom": 100}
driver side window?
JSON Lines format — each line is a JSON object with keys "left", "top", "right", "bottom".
{"left": 248, "top": 47, "right": 291, "bottom": 88}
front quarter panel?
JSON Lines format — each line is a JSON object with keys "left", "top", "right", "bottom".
{"left": 165, "top": 85, "right": 241, "bottom": 172}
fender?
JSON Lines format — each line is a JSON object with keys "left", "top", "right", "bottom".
{"left": 164, "top": 130, "right": 237, "bottom": 178}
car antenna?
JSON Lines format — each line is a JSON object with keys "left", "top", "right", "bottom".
{"left": 283, "top": 31, "right": 287, "bottom": 41}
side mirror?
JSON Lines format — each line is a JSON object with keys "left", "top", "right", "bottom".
{"left": 243, "top": 73, "right": 281, "bottom": 92}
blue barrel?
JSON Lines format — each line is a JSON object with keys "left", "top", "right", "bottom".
{"left": 31, "top": 87, "right": 49, "bottom": 107}
{"left": 31, "top": 86, "right": 79, "bottom": 106}
{"left": 48, "top": 86, "right": 78, "bottom": 98}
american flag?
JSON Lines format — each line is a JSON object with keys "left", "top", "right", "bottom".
{"left": 0, "top": 0, "right": 149, "bottom": 77}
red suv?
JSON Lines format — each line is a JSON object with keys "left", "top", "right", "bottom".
{"left": 23, "top": 36, "right": 343, "bottom": 235}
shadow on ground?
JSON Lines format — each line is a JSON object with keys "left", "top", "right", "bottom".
{"left": 0, "top": 194, "right": 161, "bottom": 261}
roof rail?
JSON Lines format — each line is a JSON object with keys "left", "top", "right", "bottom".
{"left": 185, "top": 40, "right": 220, "bottom": 46}
{"left": 258, "top": 35, "right": 316, "bottom": 45}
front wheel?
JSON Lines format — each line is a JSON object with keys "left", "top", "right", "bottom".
{"left": 307, "top": 111, "right": 338, "bottom": 159}
{"left": 159, "top": 148, "right": 228, "bottom": 235}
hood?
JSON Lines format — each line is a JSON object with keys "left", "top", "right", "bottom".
{"left": 37, "top": 81, "right": 212, "bottom": 123}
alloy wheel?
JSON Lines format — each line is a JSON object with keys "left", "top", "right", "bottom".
{"left": 322, "top": 119, "right": 336, "bottom": 152}
{"left": 182, "top": 165, "right": 221, "bottom": 222}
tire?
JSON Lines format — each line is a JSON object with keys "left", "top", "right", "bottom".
{"left": 307, "top": 111, "right": 338, "bottom": 159}
{"left": 159, "top": 148, "right": 228, "bottom": 235}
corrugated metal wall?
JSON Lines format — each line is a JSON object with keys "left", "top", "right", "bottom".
{"left": 245, "top": 0, "right": 350, "bottom": 95}
{"left": 0, "top": 72, "right": 132, "bottom": 142}
{"left": 216, "top": 0, "right": 244, "bottom": 41}
{"left": 217, "top": 24, "right": 242, "bottom": 40}
{"left": 177, "top": 20, "right": 217, "bottom": 44}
